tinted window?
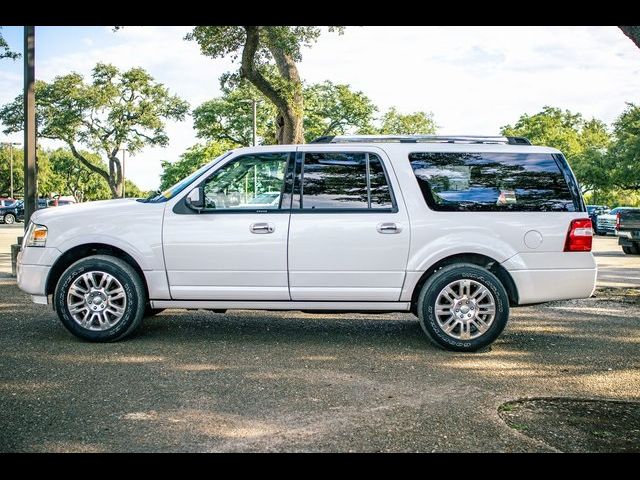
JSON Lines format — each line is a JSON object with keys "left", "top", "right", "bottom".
{"left": 202, "top": 153, "right": 288, "bottom": 210}
{"left": 301, "top": 152, "right": 368, "bottom": 209}
{"left": 409, "top": 152, "right": 576, "bottom": 212}
{"left": 298, "top": 152, "right": 394, "bottom": 210}
{"left": 369, "top": 156, "right": 393, "bottom": 208}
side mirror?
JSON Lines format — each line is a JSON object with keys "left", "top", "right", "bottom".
{"left": 185, "top": 187, "right": 204, "bottom": 211}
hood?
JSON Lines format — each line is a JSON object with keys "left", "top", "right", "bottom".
{"left": 30, "top": 198, "right": 140, "bottom": 224}
{"left": 28, "top": 198, "right": 167, "bottom": 252}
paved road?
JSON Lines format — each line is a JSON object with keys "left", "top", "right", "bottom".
{"left": 0, "top": 224, "right": 638, "bottom": 452}
{"left": 592, "top": 235, "right": 640, "bottom": 288}
{"left": 0, "top": 224, "right": 22, "bottom": 278}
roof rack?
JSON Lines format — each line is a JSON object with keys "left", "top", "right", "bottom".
{"left": 310, "top": 135, "right": 532, "bottom": 145}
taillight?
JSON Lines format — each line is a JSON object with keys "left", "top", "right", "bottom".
{"left": 615, "top": 213, "right": 621, "bottom": 230}
{"left": 564, "top": 218, "right": 593, "bottom": 252}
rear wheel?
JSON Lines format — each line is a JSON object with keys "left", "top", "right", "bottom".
{"left": 622, "top": 244, "right": 640, "bottom": 255}
{"left": 54, "top": 255, "right": 146, "bottom": 342}
{"left": 3, "top": 213, "right": 15, "bottom": 224}
{"left": 416, "top": 263, "right": 509, "bottom": 352}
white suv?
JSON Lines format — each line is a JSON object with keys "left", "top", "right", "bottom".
{"left": 16, "top": 135, "right": 596, "bottom": 351}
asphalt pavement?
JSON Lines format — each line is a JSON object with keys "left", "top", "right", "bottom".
{"left": 0, "top": 224, "right": 638, "bottom": 452}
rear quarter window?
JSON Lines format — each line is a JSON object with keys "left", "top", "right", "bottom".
{"left": 409, "top": 152, "right": 579, "bottom": 212}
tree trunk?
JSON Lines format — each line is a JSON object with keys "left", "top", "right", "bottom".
{"left": 619, "top": 26, "right": 640, "bottom": 49}
{"left": 275, "top": 109, "right": 304, "bottom": 145}
{"left": 108, "top": 155, "right": 124, "bottom": 198}
{"left": 240, "top": 26, "right": 305, "bottom": 145}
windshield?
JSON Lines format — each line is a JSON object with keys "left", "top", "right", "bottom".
{"left": 147, "top": 151, "right": 233, "bottom": 203}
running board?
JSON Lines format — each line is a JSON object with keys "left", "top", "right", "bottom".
{"left": 150, "top": 300, "right": 411, "bottom": 311}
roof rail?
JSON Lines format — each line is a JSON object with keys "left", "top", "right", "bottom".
{"left": 309, "top": 135, "right": 532, "bottom": 145}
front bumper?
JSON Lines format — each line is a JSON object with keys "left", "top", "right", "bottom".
{"left": 16, "top": 246, "right": 61, "bottom": 298}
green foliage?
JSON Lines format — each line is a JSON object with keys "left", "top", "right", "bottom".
{"left": 187, "top": 26, "right": 343, "bottom": 64}
{"left": 0, "top": 63, "right": 189, "bottom": 197}
{"left": 159, "top": 141, "right": 236, "bottom": 191}
{"left": 193, "top": 80, "right": 378, "bottom": 145}
{"left": 501, "top": 106, "right": 612, "bottom": 193}
{"left": 584, "top": 189, "right": 640, "bottom": 208}
{"left": 303, "top": 81, "right": 377, "bottom": 142}
{"left": 0, "top": 145, "right": 23, "bottom": 197}
{"left": 0, "top": 28, "right": 20, "bottom": 60}
{"left": 47, "top": 149, "right": 111, "bottom": 201}
{"left": 193, "top": 81, "right": 277, "bottom": 146}
{"left": 376, "top": 107, "right": 437, "bottom": 135}
{"left": 608, "top": 103, "right": 640, "bottom": 190}
{"left": 123, "top": 179, "right": 146, "bottom": 198}
{"left": 187, "top": 26, "right": 344, "bottom": 144}
{"left": 0, "top": 146, "right": 144, "bottom": 201}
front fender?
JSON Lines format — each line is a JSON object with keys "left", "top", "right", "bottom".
{"left": 55, "top": 234, "right": 163, "bottom": 272}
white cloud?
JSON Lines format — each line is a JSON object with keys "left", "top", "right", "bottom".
{"left": 2, "top": 26, "right": 639, "bottom": 191}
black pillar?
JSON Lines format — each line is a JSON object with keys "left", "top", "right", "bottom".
{"left": 23, "top": 25, "right": 37, "bottom": 228}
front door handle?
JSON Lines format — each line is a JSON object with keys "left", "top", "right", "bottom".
{"left": 250, "top": 222, "right": 275, "bottom": 234}
{"left": 377, "top": 222, "right": 402, "bottom": 234}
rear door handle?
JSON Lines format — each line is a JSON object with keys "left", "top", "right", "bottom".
{"left": 377, "top": 222, "right": 402, "bottom": 234}
{"left": 250, "top": 222, "right": 275, "bottom": 234}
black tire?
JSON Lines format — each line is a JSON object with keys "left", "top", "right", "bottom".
{"left": 144, "top": 306, "right": 165, "bottom": 317}
{"left": 416, "top": 263, "right": 509, "bottom": 352}
{"left": 54, "top": 254, "right": 147, "bottom": 342}
{"left": 3, "top": 213, "right": 15, "bottom": 224}
{"left": 622, "top": 245, "right": 640, "bottom": 255}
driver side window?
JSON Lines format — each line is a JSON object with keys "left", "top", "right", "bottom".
{"left": 202, "top": 153, "right": 290, "bottom": 210}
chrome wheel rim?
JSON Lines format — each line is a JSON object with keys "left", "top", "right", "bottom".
{"left": 434, "top": 279, "right": 496, "bottom": 341}
{"left": 67, "top": 271, "right": 127, "bottom": 331}
{"left": 4, "top": 214, "right": 14, "bottom": 224}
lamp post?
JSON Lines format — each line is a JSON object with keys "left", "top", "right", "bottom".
{"left": 1, "top": 142, "right": 20, "bottom": 199}
{"left": 120, "top": 148, "right": 127, "bottom": 197}
{"left": 238, "top": 99, "right": 262, "bottom": 147}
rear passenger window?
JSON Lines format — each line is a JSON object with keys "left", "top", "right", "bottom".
{"left": 369, "top": 156, "right": 393, "bottom": 209}
{"left": 409, "top": 152, "right": 576, "bottom": 212}
{"left": 298, "top": 152, "right": 394, "bottom": 210}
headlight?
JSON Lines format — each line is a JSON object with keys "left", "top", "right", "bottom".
{"left": 26, "top": 223, "right": 47, "bottom": 247}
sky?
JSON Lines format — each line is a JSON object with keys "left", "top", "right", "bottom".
{"left": 1, "top": 26, "right": 639, "bottom": 191}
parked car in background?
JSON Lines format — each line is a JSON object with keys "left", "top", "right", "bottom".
{"left": 17, "top": 135, "right": 596, "bottom": 352}
{"left": 1, "top": 198, "right": 50, "bottom": 225}
{"left": 586, "top": 204, "right": 609, "bottom": 235}
{"left": 615, "top": 208, "right": 640, "bottom": 254}
{"left": 596, "top": 207, "right": 634, "bottom": 236}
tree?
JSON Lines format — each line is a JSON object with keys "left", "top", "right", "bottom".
{"left": 0, "top": 146, "right": 23, "bottom": 196}
{"left": 193, "top": 81, "right": 277, "bottom": 146}
{"left": 159, "top": 141, "right": 235, "bottom": 191}
{"left": 193, "top": 80, "right": 377, "bottom": 145}
{"left": 0, "top": 27, "right": 20, "bottom": 60}
{"left": 608, "top": 103, "right": 640, "bottom": 190}
{"left": 0, "top": 63, "right": 189, "bottom": 198}
{"left": 377, "top": 107, "right": 437, "bottom": 135}
{"left": 187, "top": 26, "right": 343, "bottom": 144}
{"left": 48, "top": 149, "right": 111, "bottom": 202}
{"left": 501, "top": 106, "right": 612, "bottom": 194}
{"left": 619, "top": 26, "right": 640, "bottom": 49}
{"left": 303, "top": 81, "right": 377, "bottom": 142}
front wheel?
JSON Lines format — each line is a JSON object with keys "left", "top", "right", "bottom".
{"left": 416, "top": 263, "right": 509, "bottom": 352}
{"left": 622, "top": 244, "right": 640, "bottom": 255}
{"left": 3, "top": 213, "right": 15, "bottom": 224}
{"left": 54, "top": 255, "right": 147, "bottom": 342}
